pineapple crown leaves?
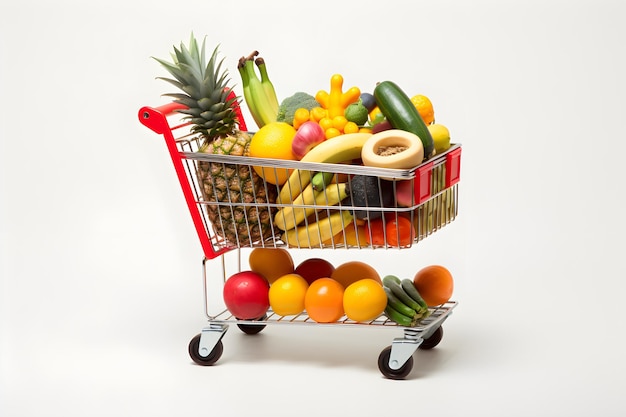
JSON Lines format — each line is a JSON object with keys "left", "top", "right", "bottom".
{"left": 152, "top": 34, "right": 240, "bottom": 138}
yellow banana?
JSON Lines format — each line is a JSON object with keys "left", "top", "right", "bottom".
{"left": 282, "top": 210, "right": 353, "bottom": 248}
{"left": 275, "top": 182, "right": 348, "bottom": 231}
{"left": 277, "top": 132, "right": 372, "bottom": 204}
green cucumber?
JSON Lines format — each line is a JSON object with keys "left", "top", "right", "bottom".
{"left": 401, "top": 279, "right": 430, "bottom": 317}
{"left": 384, "top": 286, "right": 418, "bottom": 319}
{"left": 382, "top": 275, "right": 402, "bottom": 287}
{"left": 384, "top": 305, "right": 415, "bottom": 327}
{"left": 386, "top": 280, "right": 423, "bottom": 313}
{"left": 373, "top": 81, "right": 435, "bottom": 159}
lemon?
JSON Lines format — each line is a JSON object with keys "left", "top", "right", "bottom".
{"left": 343, "top": 279, "right": 387, "bottom": 322}
{"left": 427, "top": 123, "right": 451, "bottom": 154}
{"left": 249, "top": 122, "right": 297, "bottom": 185}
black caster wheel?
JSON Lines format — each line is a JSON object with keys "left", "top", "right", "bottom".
{"left": 188, "top": 334, "right": 223, "bottom": 366}
{"left": 418, "top": 326, "right": 443, "bottom": 350}
{"left": 236, "top": 314, "right": 267, "bottom": 335}
{"left": 377, "top": 346, "right": 414, "bottom": 380}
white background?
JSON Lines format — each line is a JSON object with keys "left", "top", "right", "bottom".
{"left": 2, "top": 0, "right": 625, "bottom": 416}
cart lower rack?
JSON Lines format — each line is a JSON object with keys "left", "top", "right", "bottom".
{"left": 139, "top": 102, "right": 462, "bottom": 379}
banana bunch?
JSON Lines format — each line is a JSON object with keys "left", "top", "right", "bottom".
{"left": 237, "top": 51, "right": 279, "bottom": 129}
{"left": 282, "top": 210, "right": 354, "bottom": 248}
{"left": 276, "top": 180, "right": 350, "bottom": 247}
{"left": 274, "top": 131, "right": 372, "bottom": 248}
{"left": 275, "top": 182, "right": 349, "bottom": 231}
{"left": 277, "top": 132, "right": 372, "bottom": 204}
{"left": 382, "top": 275, "right": 430, "bottom": 327}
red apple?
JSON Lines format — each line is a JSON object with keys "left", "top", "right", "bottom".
{"left": 294, "top": 258, "right": 335, "bottom": 285}
{"left": 223, "top": 271, "right": 270, "bottom": 320}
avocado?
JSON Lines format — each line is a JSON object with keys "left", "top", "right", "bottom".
{"left": 346, "top": 175, "right": 395, "bottom": 220}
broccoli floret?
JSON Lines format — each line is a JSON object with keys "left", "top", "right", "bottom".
{"left": 276, "top": 92, "right": 320, "bottom": 125}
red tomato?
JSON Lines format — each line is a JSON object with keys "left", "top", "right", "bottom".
{"left": 364, "top": 218, "right": 386, "bottom": 246}
{"left": 385, "top": 216, "right": 415, "bottom": 247}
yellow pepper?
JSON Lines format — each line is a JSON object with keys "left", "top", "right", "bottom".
{"left": 315, "top": 74, "right": 361, "bottom": 119}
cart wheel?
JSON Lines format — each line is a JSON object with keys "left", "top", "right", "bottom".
{"left": 236, "top": 314, "right": 267, "bottom": 335}
{"left": 418, "top": 326, "right": 444, "bottom": 350}
{"left": 188, "top": 334, "right": 223, "bottom": 366}
{"left": 377, "top": 346, "right": 414, "bottom": 380}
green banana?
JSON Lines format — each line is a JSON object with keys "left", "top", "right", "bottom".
{"left": 244, "top": 58, "right": 277, "bottom": 127}
{"left": 401, "top": 278, "right": 430, "bottom": 316}
{"left": 277, "top": 132, "right": 372, "bottom": 204}
{"left": 384, "top": 305, "right": 416, "bottom": 327}
{"left": 384, "top": 278, "right": 423, "bottom": 313}
{"left": 311, "top": 171, "right": 335, "bottom": 191}
{"left": 274, "top": 182, "right": 348, "bottom": 231}
{"left": 255, "top": 57, "right": 279, "bottom": 115}
{"left": 384, "top": 286, "right": 419, "bottom": 319}
{"left": 282, "top": 209, "right": 353, "bottom": 248}
{"left": 237, "top": 56, "right": 263, "bottom": 129}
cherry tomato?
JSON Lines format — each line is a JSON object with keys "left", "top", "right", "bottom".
{"left": 385, "top": 216, "right": 415, "bottom": 247}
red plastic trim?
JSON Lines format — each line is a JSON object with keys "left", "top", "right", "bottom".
{"left": 445, "top": 147, "right": 462, "bottom": 188}
{"left": 414, "top": 161, "right": 434, "bottom": 205}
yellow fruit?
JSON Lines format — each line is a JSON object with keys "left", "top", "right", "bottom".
{"left": 293, "top": 108, "right": 310, "bottom": 129}
{"left": 249, "top": 122, "right": 298, "bottom": 185}
{"left": 332, "top": 223, "right": 369, "bottom": 247}
{"left": 343, "top": 279, "right": 387, "bottom": 322}
{"left": 310, "top": 107, "right": 328, "bottom": 122}
{"left": 369, "top": 106, "right": 383, "bottom": 123}
{"left": 331, "top": 261, "right": 381, "bottom": 288}
{"left": 269, "top": 273, "right": 309, "bottom": 316}
{"left": 343, "top": 121, "right": 359, "bottom": 134}
{"left": 427, "top": 123, "right": 451, "bottom": 154}
{"left": 248, "top": 248, "right": 295, "bottom": 284}
{"left": 410, "top": 94, "right": 435, "bottom": 125}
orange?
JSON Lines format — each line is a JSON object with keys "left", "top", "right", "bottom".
{"left": 331, "top": 261, "right": 381, "bottom": 288}
{"left": 410, "top": 95, "right": 435, "bottom": 125}
{"left": 304, "top": 278, "right": 345, "bottom": 323}
{"left": 248, "top": 248, "right": 294, "bottom": 284}
{"left": 249, "top": 122, "right": 297, "bottom": 185}
{"left": 269, "top": 273, "right": 309, "bottom": 316}
{"left": 343, "top": 279, "right": 387, "bottom": 322}
{"left": 413, "top": 265, "right": 454, "bottom": 307}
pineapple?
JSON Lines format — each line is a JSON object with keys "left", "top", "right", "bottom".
{"left": 154, "top": 34, "right": 277, "bottom": 246}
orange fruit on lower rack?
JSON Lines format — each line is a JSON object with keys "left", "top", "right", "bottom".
{"left": 330, "top": 261, "right": 381, "bottom": 288}
{"left": 304, "top": 278, "right": 345, "bottom": 323}
{"left": 248, "top": 248, "right": 294, "bottom": 284}
{"left": 413, "top": 265, "right": 454, "bottom": 307}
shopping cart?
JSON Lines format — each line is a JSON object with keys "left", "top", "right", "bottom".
{"left": 138, "top": 101, "right": 462, "bottom": 379}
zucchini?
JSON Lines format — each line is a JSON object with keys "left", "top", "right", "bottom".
{"left": 373, "top": 81, "right": 434, "bottom": 159}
